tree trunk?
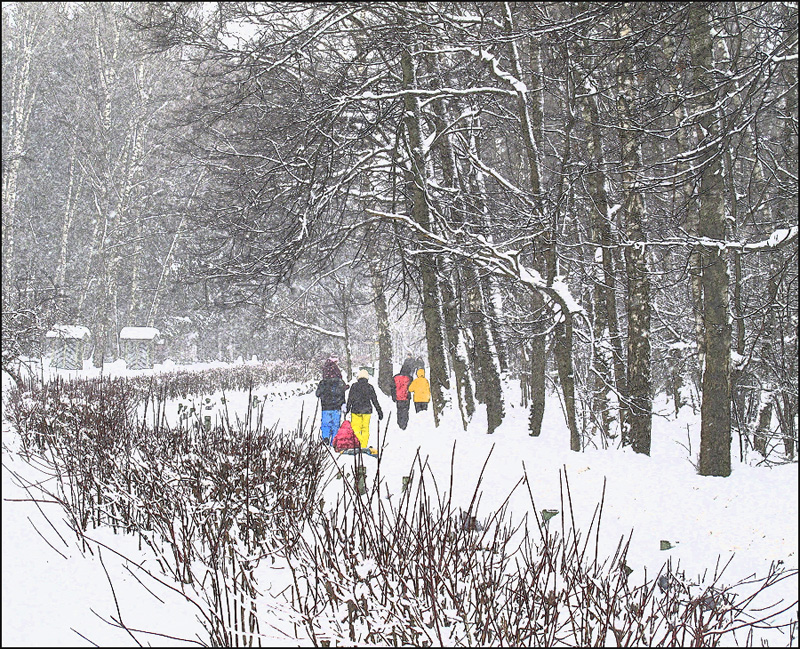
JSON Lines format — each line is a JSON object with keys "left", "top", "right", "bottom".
{"left": 2, "top": 5, "right": 51, "bottom": 288}
{"left": 427, "top": 66, "right": 476, "bottom": 428}
{"left": 342, "top": 308, "right": 353, "bottom": 381}
{"left": 670, "top": 64, "right": 705, "bottom": 391}
{"left": 464, "top": 263, "right": 504, "bottom": 434}
{"left": 777, "top": 395, "right": 796, "bottom": 461}
{"left": 91, "top": 9, "right": 124, "bottom": 366}
{"left": 440, "top": 256, "right": 476, "bottom": 428}
{"left": 753, "top": 391, "right": 772, "bottom": 457}
{"left": 466, "top": 131, "right": 508, "bottom": 372}
{"left": 55, "top": 134, "right": 84, "bottom": 291}
{"left": 555, "top": 318, "right": 580, "bottom": 451}
{"left": 399, "top": 43, "right": 450, "bottom": 426}
{"left": 463, "top": 125, "right": 506, "bottom": 430}
{"left": 580, "top": 74, "right": 628, "bottom": 438}
{"left": 480, "top": 274, "right": 508, "bottom": 373}
{"left": 725, "top": 141, "right": 747, "bottom": 443}
{"left": 690, "top": 3, "right": 732, "bottom": 477}
{"left": 616, "top": 19, "right": 652, "bottom": 456}
{"left": 778, "top": 42, "right": 797, "bottom": 460}
{"left": 127, "top": 213, "right": 144, "bottom": 324}
{"left": 371, "top": 266, "right": 394, "bottom": 398}
{"left": 528, "top": 294, "right": 547, "bottom": 437}
{"left": 502, "top": 4, "right": 580, "bottom": 444}
{"left": 589, "top": 267, "right": 612, "bottom": 442}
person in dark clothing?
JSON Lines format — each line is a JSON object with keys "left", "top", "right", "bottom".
{"left": 399, "top": 353, "right": 416, "bottom": 378}
{"left": 391, "top": 366, "right": 412, "bottom": 430}
{"left": 316, "top": 371, "right": 349, "bottom": 444}
{"left": 346, "top": 369, "right": 384, "bottom": 448}
{"left": 414, "top": 356, "right": 425, "bottom": 375}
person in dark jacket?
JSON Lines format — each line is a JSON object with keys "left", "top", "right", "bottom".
{"left": 399, "top": 353, "right": 416, "bottom": 379}
{"left": 316, "top": 368, "right": 349, "bottom": 444}
{"left": 391, "top": 366, "right": 412, "bottom": 430}
{"left": 414, "top": 356, "right": 425, "bottom": 376}
{"left": 346, "top": 369, "right": 383, "bottom": 448}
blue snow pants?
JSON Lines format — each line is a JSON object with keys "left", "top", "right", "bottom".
{"left": 321, "top": 409, "right": 341, "bottom": 444}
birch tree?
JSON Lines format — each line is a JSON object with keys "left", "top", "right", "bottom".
{"left": 1, "top": 2, "right": 56, "bottom": 292}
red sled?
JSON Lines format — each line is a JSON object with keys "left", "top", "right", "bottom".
{"left": 332, "top": 419, "right": 360, "bottom": 452}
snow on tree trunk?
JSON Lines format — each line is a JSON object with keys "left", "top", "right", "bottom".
{"left": 480, "top": 273, "right": 508, "bottom": 373}
{"left": 754, "top": 389, "right": 773, "bottom": 457}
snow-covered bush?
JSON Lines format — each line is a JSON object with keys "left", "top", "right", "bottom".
{"left": 4, "top": 373, "right": 330, "bottom": 644}
{"left": 282, "top": 458, "right": 798, "bottom": 647}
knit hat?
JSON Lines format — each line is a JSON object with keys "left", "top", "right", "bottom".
{"left": 322, "top": 357, "right": 343, "bottom": 379}
{"left": 357, "top": 369, "right": 369, "bottom": 380}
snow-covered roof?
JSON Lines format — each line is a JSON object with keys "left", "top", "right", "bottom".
{"left": 119, "top": 326, "right": 160, "bottom": 340}
{"left": 45, "top": 324, "right": 91, "bottom": 339}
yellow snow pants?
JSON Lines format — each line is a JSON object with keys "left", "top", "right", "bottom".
{"left": 351, "top": 413, "right": 371, "bottom": 448}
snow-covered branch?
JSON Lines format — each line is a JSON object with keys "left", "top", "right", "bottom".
{"left": 264, "top": 312, "right": 345, "bottom": 339}
{"left": 366, "top": 208, "right": 584, "bottom": 318}
{"left": 616, "top": 226, "right": 798, "bottom": 254}
{"left": 341, "top": 86, "right": 517, "bottom": 103}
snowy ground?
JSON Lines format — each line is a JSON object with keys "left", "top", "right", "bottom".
{"left": 2, "top": 362, "right": 798, "bottom": 646}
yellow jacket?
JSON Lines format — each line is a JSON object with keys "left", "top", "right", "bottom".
{"left": 408, "top": 369, "right": 430, "bottom": 403}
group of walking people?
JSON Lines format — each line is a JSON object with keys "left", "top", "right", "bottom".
{"left": 390, "top": 353, "right": 430, "bottom": 430}
{"left": 314, "top": 353, "right": 430, "bottom": 449}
